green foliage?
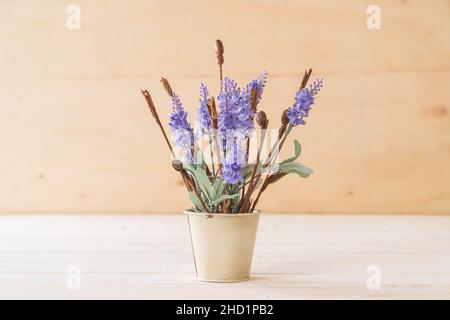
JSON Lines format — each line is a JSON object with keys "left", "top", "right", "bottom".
{"left": 212, "top": 193, "right": 240, "bottom": 206}
{"left": 188, "top": 192, "right": 203, "bottom": 212}
{"left": 280, "top": 140, "right": 302, "bottom": 164}
{"left": 277, "top": 162, "right": 313, "bottom": 178}
{"left": 194, "top": 167, "right": 215, "bottom": 201}
{"left": 184, "top": 139, "right": 312, "bottom": 213}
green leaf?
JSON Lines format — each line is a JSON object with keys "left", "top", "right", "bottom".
{"left": 194, "top": 167, "right": 215, "bottom": 201}
{"left": 213, "top": 178, "right": 224, "bottom": 197}
{"left": 188, "top": 192, "right": 203, "bottom": 212}
{"left": 183, "top": 163, "right": 196, "bottom": 175}
{"left": 278, "top": 162, "right": 313, "bottom": 178}
{"left": 281, "top": 140, "right": 302, "bottom": 164}
{"left": 212, "top": 193, "right": 240, "bottom": 206}
{"left": 196, "top": 152, "right": 207, "bottom": 170}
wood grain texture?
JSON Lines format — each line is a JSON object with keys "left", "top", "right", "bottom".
{"left": 0, "top": 214, "right": 449, "bottom": 299}
{"left": 0, "top": 0, "right": 449, "bottom": 214}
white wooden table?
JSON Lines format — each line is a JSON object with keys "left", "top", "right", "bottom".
{"left": 0, "top": 214, "right": 449, "bottom": 299}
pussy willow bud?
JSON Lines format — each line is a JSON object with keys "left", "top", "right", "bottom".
{"left": 215, "top": 39, "right": 224, "bottom": 65}
{"left": 171, "top": 159, "right": 183, "bottom": 172}
{"left": 281, "top": 109, "right": 289, "bottom": 125}
{"left": 207, "top": 97, "right": 218, "bottom": 129}
{"left": 160, "top": 77, "right": 173, "bottom": 97}
{"left": 256, "top": 111, "right": 268, "bottom": 129}
{"left": 215, "top": 39, "right": 224, "bottom": 55}
{"left": 250, "top": 87, "right": 258, "bottom": 112}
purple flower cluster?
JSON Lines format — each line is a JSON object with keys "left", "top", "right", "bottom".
{"left": 217, "top": 77, "right": 252, "bottom": 138}
{"left": 217, "top": 72, "right": 267, "bottom": 140}
{"left": 169, "top": 93, "right": 194, "bottom": 161}
{"left": 286, "top": 78, "right": 323, "bottom": 126}
{"left": 242, "top": 70, "right": 268, "bottom": 106}
{"left": 222, "top": 139, "right": 246, "bottom": 185}
{"left": 216, "top": 74, "right": 269, "bottom": 184}
{"left": 197, "top": 83, "right": 212, "bottom": 135}
{"left": 165, "top": 71, "right": 323, "bottom": 185}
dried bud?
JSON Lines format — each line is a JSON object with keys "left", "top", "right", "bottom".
{"left": 215, "top": 39, "right": 224, "bottom": 65}
{"left": 215, "top": 39, "right": 224, "bottom": 55}
{"left": 250, "top": 87, "right": 258, "bottom": 112}
{"left": 141, "top": 90, "right": 158, "bottom": 120}
{"left": 281, "top": 110, "right": 289, "bottom": 125}
{"left": 256, "top": 111, "right": 268, "bottom": 129}
{"left": 171, "top": 159, "right": 183, "bottom": 172}
{"left": 207, "top": 97, "right": 218, "bottom": 129}
{"left": 160, "top": 77, "right": 173, "bottom": 97}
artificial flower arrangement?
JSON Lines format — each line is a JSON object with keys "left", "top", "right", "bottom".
{"left": 141, "top": 40, "right": 323, "bottom": 282}
{"left": 141, "top": 40, "right": 324, "bottom": 215}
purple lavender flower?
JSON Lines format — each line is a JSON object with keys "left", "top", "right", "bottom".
{"left": 169, "top": 93, "right": 194, "bottom": 160}
{"left": 286, "top": 78, "right": 323, "bottom": 126}
{"left": 242, "top": 70, "right": 268, "bottom": 106}
{"left": 307, "top": 78, "right": 324, "bottom": 96}
{"left": 217, "top": 77, "right": 254, "bottom": 139}
{"left": 222, "top": 139, "right": 246, "bottom": 184}
{"left": 197, "top": 83, "right": 212, "bottom": 135}
{"left": 217, "top": 75, "right": 269, "bottom": 183}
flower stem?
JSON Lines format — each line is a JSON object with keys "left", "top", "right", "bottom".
{"left": 250, "top": 125, "right": 292, "bottom": 211}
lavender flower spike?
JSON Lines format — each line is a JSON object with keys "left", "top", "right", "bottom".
{"left": 197, "top": 83, "right": 212, "bottom": 135}
{"left": 242, "top": 70, "right": 268, "bottom": 106}
{"left": 222, "top": 139, "right": 246, "bottom": 184}
{"left": 307, "top": 78, "right": 323, "bottom": 96}
{"left": 286, "top": 78, "right": 323, "bottom": 126}
{"left": 169, "top": 93, "right": 194, "bottom": 161}
{"left": 218, "top": 77, "right": 254, "bottom": 140}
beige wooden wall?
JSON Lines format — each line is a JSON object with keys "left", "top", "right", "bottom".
{"left": 0, "top": 0, "right": 449, "bottom": 214}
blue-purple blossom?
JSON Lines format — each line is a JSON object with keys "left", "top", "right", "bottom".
{"left": 169, "top": 93, "right": 194, "bottom": 161}
{"left": 217, "top": 77, "right": 255, "bottom": 140}
{"left": 222, "top": 139, "right": 246, "bottom": 184}
{"left": 242, "top": 71, "right": 268, "bottom": 107}
{"left": 307, "top": 78, "right": 324, "bottom": 96}
{"left": 286, "top": 78, "right": 323, "bottom": 126}
{"left": 217, "top": 74, "right": 269, "bottom": 183}
{"left": 197, "top": 83, "right": 212, "bottom": 135}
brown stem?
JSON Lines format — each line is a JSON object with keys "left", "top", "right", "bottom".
{"left": 250, "top": 182, "right": 265, "bottom": 213}
{"left": 240, "top": 138, "right": 250, "bottom": 202}
{"left": 250, "top": 173, "right": 287, "bottom": 212}
{"left": 173, "top": 160, "right": 209, "bottom": 213}
{"left": 247, "top": 69, "right": 314, "bottom": 212}
{"left": 300, "top": 68, "right": 312, "bottom": 90}
{"left": 239, "top": 123, "right": 268, "bottom": 213}
{"left": 191, "top": 182, "right": 210, "bottom": 213}
{"left": 208, "top": 97, "right": 222, "bottom": 175}
{"left": 141, "top": 90, "right": 174, "bottom": 157}
{"left": 207, "top": 133, "right": 216, "bottom": 178}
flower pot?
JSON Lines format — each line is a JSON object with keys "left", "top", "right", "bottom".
{"left": 185, "top": 210, "right": 260, "bottom": 282}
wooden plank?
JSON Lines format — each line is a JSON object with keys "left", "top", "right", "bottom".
{"left": 0, "top": 214, "right": 449, "bottom": 299}
{"left": 0, "top": 0, "right": 449, "bottom": 214}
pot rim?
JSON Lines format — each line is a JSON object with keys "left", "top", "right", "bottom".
{"left": 184, "top": 209, "right": 260, "bottom": 216}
